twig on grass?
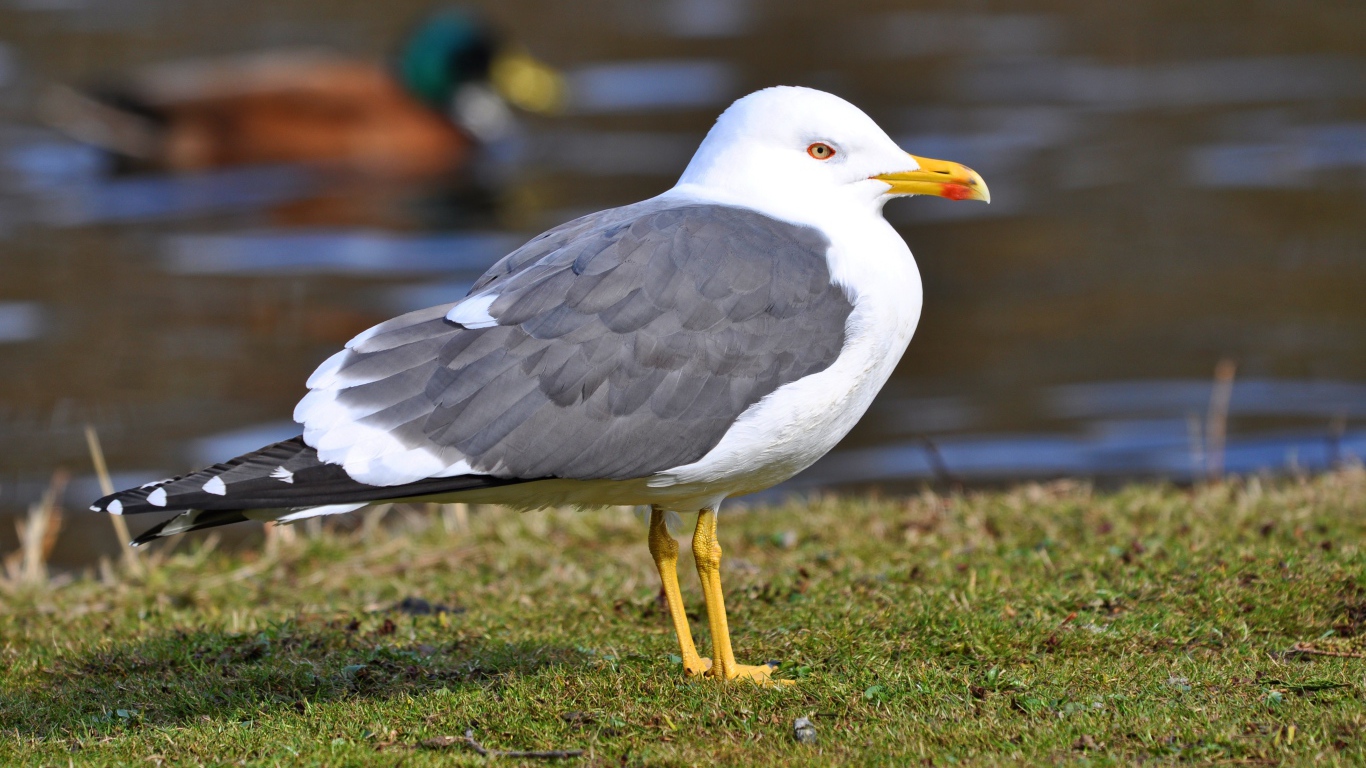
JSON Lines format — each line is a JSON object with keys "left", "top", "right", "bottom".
{"left": 917, "top": 435, "right": 961, "bottom": 491}
{"left": 1287, "top": 638, "right": 1366, "bottom": 659}
{"left": 421, "top": 730, "right": 583, "bottom": 760}
{"left": 1042, "top": 611, "right": 1078, "bottom": 651}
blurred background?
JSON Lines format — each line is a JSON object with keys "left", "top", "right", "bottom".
{"left": 1, "top": 0, "right": 1364, "bottom": 565}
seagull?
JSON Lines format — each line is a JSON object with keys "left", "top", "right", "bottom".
{"left": 93, "top": 86, "right": 988, "bottom": 683}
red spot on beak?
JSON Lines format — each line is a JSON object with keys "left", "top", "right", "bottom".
{"left": 941, "top": 185, "right": 974, "bottom": 201}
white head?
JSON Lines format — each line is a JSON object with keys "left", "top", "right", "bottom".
{"left": 676, "top": 87, "right": 987, "bottom": 219}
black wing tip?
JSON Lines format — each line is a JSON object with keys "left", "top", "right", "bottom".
{"left": 90, "top": 491, "right": 130, "bottom": 516}
{"left": 88, "top": 435, "right": 313, "bottom": 516}
{"left": 90, "top": 480, "right": 184, "bottom": 517}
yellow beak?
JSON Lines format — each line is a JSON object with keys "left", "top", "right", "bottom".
{"left": 873, "top": 154, "right": 990, "bottom": 203}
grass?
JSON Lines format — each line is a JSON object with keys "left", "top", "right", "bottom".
{"left": 2, "top": 470, "right": 1365, "bottom": 766}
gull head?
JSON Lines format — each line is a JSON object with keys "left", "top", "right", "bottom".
{"left": 677, "top": 86, "right": 988, "bottom": 216}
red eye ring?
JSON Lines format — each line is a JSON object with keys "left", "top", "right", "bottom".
{"left": 807, "top": 142, "right": 836, "bottom": 160}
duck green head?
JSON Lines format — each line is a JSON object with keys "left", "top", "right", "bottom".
{"left": 397, "top": 7, "right": 563, "bottom": 117}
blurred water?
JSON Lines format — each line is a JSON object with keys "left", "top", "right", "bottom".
{"left": 0, "top": 0, "right": 1364, "bottom": 563}
{"left": 565, "top": 60, "right": 738, "bottom": 113}
{"left": 798, "top": 378, "right": 1366, "bottom": 490}
{"left": 0, "top": 301, "right": 45, "bottom": 343}
{"left": 162, "top": 230, "right": 522, "bottom": 275}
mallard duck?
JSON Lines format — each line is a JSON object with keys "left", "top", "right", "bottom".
{"left": 40, "top": 8, "right": 562, "bottom": 178}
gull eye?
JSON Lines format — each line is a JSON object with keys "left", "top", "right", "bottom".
{"left": 807, "top": 142, "right": 836, "bottom": 160}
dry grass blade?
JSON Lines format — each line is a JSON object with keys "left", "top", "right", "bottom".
{"left": 85, "top": 424, "right": 142, "bottom": 575}
{"left": 439, "top": 502, "right": 470, "bottom": 535}
{"left": 357, "top": 504, "right": 394, "bottom": 543}
{"left": 17, "top": 502, "right": 53, "bottom": 585}
{"left": 22, "top": 471, "right": 67, "bottom": 585}
{"left": 4, "top": 470, "right": 68, "bottom": 588}
{"left": 1204, "top": 358, "right": 1237, "bottom": 481}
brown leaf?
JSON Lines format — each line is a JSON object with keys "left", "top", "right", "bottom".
{"left": 1072, "top": 734, "right": 1101, "bottom": 751}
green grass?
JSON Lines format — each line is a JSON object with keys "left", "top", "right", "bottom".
{"left": 3, "top": 470, "right": 1366, "bottom": 766}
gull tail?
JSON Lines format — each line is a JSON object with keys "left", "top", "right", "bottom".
{"left": 90, "top": 436, "right": 528, "bottom": 545}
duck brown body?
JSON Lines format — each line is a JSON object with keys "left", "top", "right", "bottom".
{"left": 50, "top": 51, "right": 473, "bottom": 177}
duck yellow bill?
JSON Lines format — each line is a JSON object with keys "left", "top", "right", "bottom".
{"left": 874, "top": 155, "right": 990, "bottom": 203}
{"left": 491, "top": 49, "right": 566, "bottom": 114}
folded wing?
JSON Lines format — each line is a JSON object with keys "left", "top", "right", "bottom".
{"left": 299, "top": 201, "right": 855, "bottom": 485}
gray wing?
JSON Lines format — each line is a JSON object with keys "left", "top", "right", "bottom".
{"left": 307, "top": 201, "right": 854, "bottom": 481}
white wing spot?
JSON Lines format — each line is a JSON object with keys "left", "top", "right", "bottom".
{"left": 107, "top": 499, "right": 123, "bottom": 515}
{"left": 203, "top": 476, "right": 227, "bottom": 495}
{"left": 147, "top": 487, "right": 168, "bottom": 507}
{"left": 271, "top": 466, "right": 295, "bottom": 483}
{"left": 445, "top": 293, "right": 499, "bottom": 329}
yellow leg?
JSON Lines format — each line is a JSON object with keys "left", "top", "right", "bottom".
{"left": 648, "top": 506, "right": 711, "bottom": 677}
{"left": 692, "top": 508, "right": 786, "bottom": 684}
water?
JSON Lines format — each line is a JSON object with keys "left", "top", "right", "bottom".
{"left": 1, "top": 0, "right": 1364, "bottom": 563}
